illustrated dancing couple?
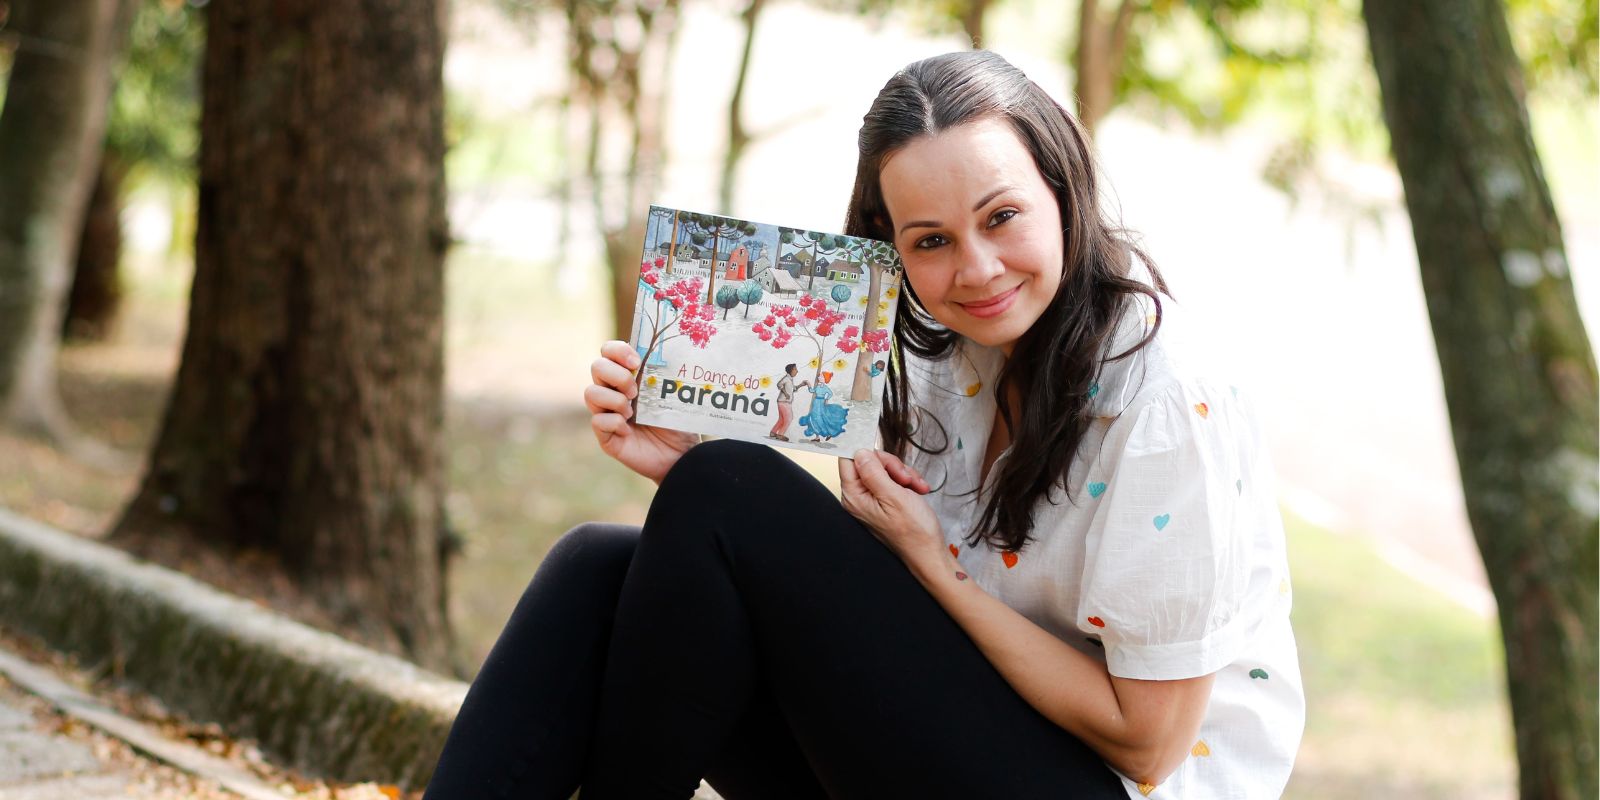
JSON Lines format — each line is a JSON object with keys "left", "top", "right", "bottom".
{"left": 768, "top": 363, "right": 849, "bottom": 443}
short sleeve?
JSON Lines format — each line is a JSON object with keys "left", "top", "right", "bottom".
{"left": 1077, "top": 379, "right": 1266, "bottom": 681}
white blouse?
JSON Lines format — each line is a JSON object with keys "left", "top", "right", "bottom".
{"left": 900, "top": 284, "right": 1305, "bottom": 799}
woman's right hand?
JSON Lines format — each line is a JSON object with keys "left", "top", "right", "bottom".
{"left": 586, "top": 340, "right": 699, "bottom": 485}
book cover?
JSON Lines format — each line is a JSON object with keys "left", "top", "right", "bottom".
{"left": 628, "top": 205, "right": 904, "bottom": 458}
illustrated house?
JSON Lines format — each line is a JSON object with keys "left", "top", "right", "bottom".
{"left": 724, "top": 244, "right": 750, "bottom": 282}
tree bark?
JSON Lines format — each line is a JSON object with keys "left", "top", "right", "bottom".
{"left": 959, "top": 0, "right": 990, "bottom": 48}
{"left": 0, "top": 0, "right": 132, "bottom": 438}
{"left": 1362, "top": 2, "right": 1598, "bottom": 797}
{"left": 1073, "top": 0, "right": 1136, "bottom": 135}
{"left": 112, "top": 0, "right": 457, "bottom": 674}
{"left": 851, "top": 259, "right": 883, "bottom": 401}
{"left": 718, "top": 0, "right": 763, "bottom": 214}
{"left": 63, "top": 153, "right": 127, "bottom": 342}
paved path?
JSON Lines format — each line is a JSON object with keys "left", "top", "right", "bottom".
{"left": 0, "top": 681, "right": 142, "bottom": 800}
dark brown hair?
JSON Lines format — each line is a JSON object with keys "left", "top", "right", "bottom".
{"left": 845, "top": 50, "right": 1169, "bottom": 554}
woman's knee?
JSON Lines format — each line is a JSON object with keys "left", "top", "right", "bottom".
{"left": 533, "top": 522, "right": 641, "bottom": 591}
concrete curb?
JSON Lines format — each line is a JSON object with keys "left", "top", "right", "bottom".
{"left": 0, "top": 507, "right": 466, "bottom": 791}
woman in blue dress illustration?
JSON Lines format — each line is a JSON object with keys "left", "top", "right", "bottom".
{"left": 799, "top": 372, "right": 849, "bottom": 442}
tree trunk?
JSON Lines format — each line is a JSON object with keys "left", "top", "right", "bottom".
{"left": 0, "top": 0, "right": 132, "bottom": 439}
{"left": 606, "top": 218, "right": 646, "bottom": 343}
{"left": 718, "top": 0, "right": 763, "bottom": 214}
{"left": 959, "top": 0, "right": 990, "bottom": 48}
{"left": 63, "top": 153, "right": 127, "bottom": 342}
{"left": 850, "top": 260, "right": 883, "bottom": 402}
{"left": 1362, "top": 2, "right": 1598, "bottom": 797}
{"left": 1073, "top": 0, "right": 1136, "bottom": 135}
{"left": 112, "top": 0, "right": 457, "bottom": 674}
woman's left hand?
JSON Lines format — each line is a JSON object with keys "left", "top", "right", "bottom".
{"left": 840, "top": 450, "right": 944, "bottom": 565}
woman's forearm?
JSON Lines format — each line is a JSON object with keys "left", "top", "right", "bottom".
{"left": 905, "top": 549, "right": 1160, "bottom": 783}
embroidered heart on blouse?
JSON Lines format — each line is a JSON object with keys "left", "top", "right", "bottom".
{"left": 1250, "top": 668, "right": 1270, "bottom": 680}
{"left": 1192, "top": 740, "right": 1211, "bottom": 757}
{"left": 1193, "top": 402, "right": 1209, "bottom": 418}
{"left": 1137, "top": 782, "right": 1155, "bottom": 796}
{"left": 1236, "top": 479, "right": 1243, "bottom": 495}
{"left": 1001, "top": 551, "right": 1018, "bottom": 569}
{"left": 964, "top": 381, "right": 982, "bottom": 397}
{"left": 1088, "top": 481, "right": 1107, "bottom": 498}
{"left": 1087, "top": 616, "right": 1106, "bottom": 628}
{"left": 1088, "top": 382, "right": 1100, "bottom": 398}
{"left": 1153, "top": 513, "right": 1171, "bottom": 531}
{"left": 949, "top": 543, "right": 960, "bottom": 558}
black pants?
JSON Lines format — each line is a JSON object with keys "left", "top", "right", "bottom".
{"left": 423, "top": 440, "right": 1128, "bottom": 799}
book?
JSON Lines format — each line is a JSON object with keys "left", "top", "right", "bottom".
{"left": 627, "top": 205, "right": 904, "bottom": 458}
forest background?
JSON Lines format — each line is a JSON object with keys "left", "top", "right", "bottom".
{"left": 0, "top": 0, "right": 1595, "bottom": 797}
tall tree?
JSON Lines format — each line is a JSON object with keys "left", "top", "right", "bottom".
{"left": 0, "top": 0, "right": 133, "bottom": 443}
{"left": 1363, "top": 1, "right": 1598, "bottom": 797}
{"left": 111, "top": 0, "right": 458, "bottom": 674}
{"left": 718, "top": 0, "right": 766, "bottom": 213}
{"left": 65, "top": 0, "right": 203, "bottom": 342}
{"left": 542, "top": 0, "right": 682, "bottom": 342}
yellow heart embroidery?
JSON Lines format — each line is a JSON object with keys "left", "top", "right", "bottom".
{"left": 1192, "top": 739, "right": 1211, "bottom": 757}
{"left": 1193, "top": 402, "right": 1209, "bottom": 418}
{"left": 1137, "top": 782, "right": 1155, "bottom": 796}
{"left": 964, "top": 381, "right": 982, "bottom": 397}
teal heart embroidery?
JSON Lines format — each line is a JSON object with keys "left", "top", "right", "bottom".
{"left": 1249, "top": 668, "right": 1269, "bottom": 680}
{"left": 1088, "top": 382, "right": 1100, "bottom": 398}
{"left": 956, "top": 437, "right": 963, "bottom": 451}
{"left": 1088, "top": 482, "right": 1107, "bottom": 498}
{"left": 1153, "top": 513, "right": 1171, "bottom": 531}
{"left": 1236, "top": 479, "right": 1242, "bottom": 495}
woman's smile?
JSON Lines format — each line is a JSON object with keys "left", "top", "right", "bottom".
{"left": 955, "top": 283, "right": 1023, "bottom": 318}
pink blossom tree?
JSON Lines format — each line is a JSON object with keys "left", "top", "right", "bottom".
{"left": 750, "top": 293, "right": 890, "bottom": 391}
{"left": 633, "top": 256, "right": 718, "bottom": 396}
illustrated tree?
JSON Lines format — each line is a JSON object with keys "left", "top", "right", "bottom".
{"left": 681, "top": 212, "right": 757, "bottom": 303}
{"left": 751, "top": 294, "right": 889, "bottom": 393}
{"left": 0, "top": 0, "right": 134, "bottom": 446}
{"left": 632, "top": 257, "right": 718, "bottom": 395}
{"left": 648, "top": 206, "right": 683, "bottom": 275}
{"left": 109, "top": 0, "right": 458, "bottom": 673}
{"left": 836, "top": 238, "right": 902, "bottom": 401}
{"left": 1363, "top": 0, "right": 1598, "bottom": 797}
{"left": 736, "top": 280, "right": 764, "bottom": 318}
{"left": 715, "top": 284, "right": 741, "bottom": 319}
{"left": 830, "top": 283, "right": 852, "bottom": 310}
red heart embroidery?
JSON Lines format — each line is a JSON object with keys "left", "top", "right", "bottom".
{"left": 949, "top": 544, "right": 960, "bottom": 558}
{"left": 1001, "top": 551, "right": 1018, "bottom": 569}
{"left": 1087, "top": 616, "right": 1106, "bottom": 628}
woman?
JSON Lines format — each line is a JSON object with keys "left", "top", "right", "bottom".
{"left": 423, "top": 50, "right": 1303, "bottom": 799}
{"left": 798, "top": 372, "right": 849, "bottom": 442}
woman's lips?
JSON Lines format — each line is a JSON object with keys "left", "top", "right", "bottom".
{"left": 956, "top": 285, "right": 1021, "bottom": 319}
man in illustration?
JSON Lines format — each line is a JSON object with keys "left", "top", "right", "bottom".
{"left": 768, "top": 363, "right": 809, "bottom": 442}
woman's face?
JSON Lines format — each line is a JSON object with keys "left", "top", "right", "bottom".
{"left": 879, "top": 117, "right": 1064, "bottom": 355}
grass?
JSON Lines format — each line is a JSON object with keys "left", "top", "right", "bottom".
{"left": 0, "top": 250, "right": 1517, "bottom": 798}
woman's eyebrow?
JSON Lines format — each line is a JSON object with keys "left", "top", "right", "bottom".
{"left": 896, "top": 185, "right": 1020, "bottom": 236}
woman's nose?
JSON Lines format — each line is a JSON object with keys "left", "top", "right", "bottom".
{"left": 954, "top": 241, "right": 1004, "bottom": 287}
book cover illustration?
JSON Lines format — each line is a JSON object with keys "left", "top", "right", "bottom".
{"left": 628, "top": 205, "right": 903, "bottom": 458}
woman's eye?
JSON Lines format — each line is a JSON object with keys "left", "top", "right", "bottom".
{"left": 988, "top": 209, "right": 1018, "bottom": 228}
{"left": 914, "top": 234, "right": 949, "bottom": 250}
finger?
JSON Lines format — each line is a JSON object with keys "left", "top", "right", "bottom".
{"left": 600, "top": 340, "right": 643, "bottom": 371}
{"left": 851, "top": 450, "right": 903, "bottom": 498}
{"left": 583, "top": 384, "right": 633, "bottom": 417}
{"left": 876, "top": 451, "right": 931, "bottom": 494}
{"left": 591, "top": 358, "right": 639, "bottom": 397}
{"left": 838, "top": 456, "right": 861, "bottom": 492}
{"left": 591, "top": 412, "right": 632, "bottom": 440}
